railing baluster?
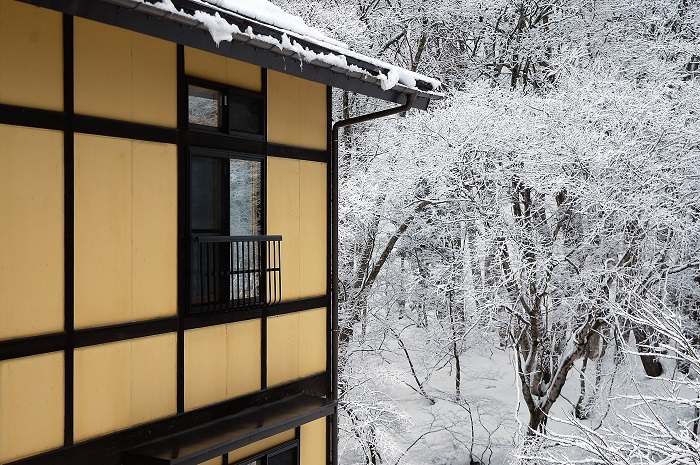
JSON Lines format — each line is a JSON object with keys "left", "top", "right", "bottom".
{"left": 191, "top": 235, "right": 282, "bottom": 314}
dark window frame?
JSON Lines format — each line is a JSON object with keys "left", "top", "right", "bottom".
{"left": 188, "top": 146, "right": 270, "bottom": 316}
{"left": 187, "top": 76, "right": 265, "bottom": 141}
{"left": 230, "top": 440, "right": 300, "bottom": 465}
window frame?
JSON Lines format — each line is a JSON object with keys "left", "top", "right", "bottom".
{"left": 187, "top": 146, "right": 267, "bottom": 315}
{"left": 187, "top": 76, "right": 265, "bottom": 141}
{"left": 230, "top": 440, "right": 300, "bottom": 465}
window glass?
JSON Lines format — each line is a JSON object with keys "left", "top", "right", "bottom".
{"left": 190, "top": 152, "right": 263, "bottom": 313}
{"left": 267, "top": 448, "right": 297, "bottom": 465}
{"left": 230, "top": 159, "right": 261, "bottom": 236}
{"left": 191, "top": 156, "right": 223, "bottom": 231}
{"left": 189, "top": 85, "right": 222, "bottom": 128}
{"left": 230, "top": 94, "right": 262, "bottom": 134}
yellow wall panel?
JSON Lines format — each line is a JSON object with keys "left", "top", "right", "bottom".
{"left": 267, "top": 157, "right": 300, "bottom": 300}
{"left": 226, "top": 57, "right": 262, "bottom": 91}
{"left": 185, "top": 326, "right": 228, "bottom": 410}
{"left": 75, "top": 135, "right": 177, "bottom": 328}
{"left": 266, "top": 313, "right": 300, "bottom": 386}
{"left": 301, "top": 418, "right": 327, "bottom": 465}
{"left": 297, "top": 79, "right": 327, "bottom": 150}
{"left": 0, "top": 0, "right": 62, "bottom": 111}
{"left": 74, "top": 341, "right": 132, "bottom": 441}
{"left": 298, "top": 308, "right": 327, "bottom": 378}
{"left": 75, "top": 18, "right": 176, "bottom": 127}
{"left": 299, "top": 161, "right": 327, "bottom": 298}
{"left": 0, "top": 125, "right": 63, "bottom": 340}
{"left": 74, "top": 18, "right": 132, "bottom": 122}
{"left": 74, "top": 134, "right": 132, "bottom": 328}
{"left": 227, "top": 430, "right": 296, "bottom": 463}
{"left": 267, "top": 71, "right": 327, "bottom": 150}
{"left": 74, "top": 335, "right": 176, "bottom": 440}
{"left": 131, "top": 141, "right": 178, "bottom": 320}
{"left": 185, "top": 47, "right": 227, "bottom": 85}
{"left": 227, "top": 320, "right": 261, "bottom": 398}
{"left": 185, "top": 47, "right": 261, "bottom": 91}
{"left": 131, "top": 334, "right": 177, "bottom": 424}
{"left": 0, "top": 352, "right": 64, "bottom": 462}
{"left": 267, "top": 71, "right": 299, "bottom": 147}
{"left": 132, "top": 33, "right": 177, "bottom": 127}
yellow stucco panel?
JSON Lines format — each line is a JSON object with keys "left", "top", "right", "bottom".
{"left": 297, "top": 78, "right": 328, "bottom": 150}
{"left": 185, "top": 47, "right": 262, "bottom": 91}
{"left": 75, "top": 134, "right": 132, "bottom": 328}
{"left": 298, "top": 308, "right": 327, "bottom": 378}
{"left": 186, "top": 320, "right": 263, "bottom": 410}
{"left": 0, "top": 352, "right": 64, "bottom": 462}
{"left": 0, "top": 125, "right": 64, "bottom": 341}
{"left": 130, "top": 334, "right": 178, "bottom": 425}
{"left": 267, "top": 157, "right": 301, "bottom": 300}
{"left": 0, "top": 0, "right": 62, "bottom": 111}
{"left": 301, "top": 418, "right": 327, "bottom": 465}
{"left": 74, "top": 340, "right": 131, "bottom": 441}
{"left": 227, "top": 430, "right": 296, "bottom": 463}
{"left": 227, "top": 319, "right": 262, "bottom": 398}
{"left": 267, "top": 71, "right": 327, "bottom": 151}
{"left": 299, "top": 161, "right": 327, "bottom": 298}
{"left": 267, "top": 308, "right": 327, "bottom": 386}
{"left": 185, "top": 325, "right": 228, "bottom": 410}
{"left": 267, "top": 158, "right": 327, "bottom": 301}
{"left": 74, "top": 334, "right": 177, "bottom": 441}
{"left": 131, "top": 141, "right": 178, "bottom": 320}
{"left": 74, "top": 134, "right": 177, "bottom": 329}
{"left": 74, "top": 18, "right": 176, "bottom": 127}
{"left": 266, "top": 312, "right": 300, "bottom": 386}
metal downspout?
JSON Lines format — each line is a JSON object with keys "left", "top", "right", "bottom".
{"left": 329, "top": 93, "right": 417, "bottom": 465}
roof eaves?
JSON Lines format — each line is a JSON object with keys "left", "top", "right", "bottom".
{"left": 105, "top": 0, "right": 443, "bottom": 106}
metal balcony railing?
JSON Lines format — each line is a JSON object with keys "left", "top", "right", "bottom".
{"left": 190, "top": 235, "right": 282, "bottom": 314}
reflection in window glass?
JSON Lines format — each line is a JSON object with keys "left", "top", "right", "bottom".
{"left": 230, "top": 94, "right": 262, "bottom": 134}
{"left": 191, "top": 156, "right": 223, "bottom": 231}
{"left": 230, "top": 159, "right": 261, "bottom": 236}
{"left": 267, "top": 448, "right": 296, "bottom": 465}
{"left": 189, "top": 85, "right": 222, "bottom": 127}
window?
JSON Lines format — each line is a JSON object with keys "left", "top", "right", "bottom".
{"left": 186, "top": 78, "right": 280, "bottom": 316}
{"left": 189, "top": 149, "right": 273, "bottom": 314}
{"left": 188, "top": 81, "right": 264, "bottom": 137}
{"left": 233, "top": 441, "right": 299, "bottom": 465}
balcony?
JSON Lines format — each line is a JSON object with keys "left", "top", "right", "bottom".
{"left": 190, "top": 235, "right": 282, "bottom": 314}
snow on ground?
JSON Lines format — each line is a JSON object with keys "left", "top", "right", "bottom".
{"left": 342, "top": 325, "right": 699, "bottom": 465}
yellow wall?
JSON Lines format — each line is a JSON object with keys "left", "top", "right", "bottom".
{"left": 0, "top": 352, "right": 64, "bottom": 462}
{"left": 74, "top": 18, "right": 176, "bottom": 127}
{"left": 185, "top": 320, "right": 262, "bottom": 410}
{"left": 227, "top": 430, "right": 296, "bottom": 463}
{"left": 267, "top": 308, "right": 326, "bottom": 386}
{"left": 74, "top": 134, "right": 177, "bottom": 329}
{"left": 185, "top": 47, "right": 262, "bottom": 91}
{"left": 267, "top": 71, "right": 327, "bottom": 150}
{"left": 73, "top": 334, "right": 177, "bottom": 441}
{"left": 301, "top": 419, "right": 327, "bottom": 465}
{"left": 0, "top": 0, "right": 62, "bottom": 111}
{"left": 0, "top": 125, "right": 64, "bottom": 341}
{"left": 267, "top": 158, "right": 327, "bottom": 300}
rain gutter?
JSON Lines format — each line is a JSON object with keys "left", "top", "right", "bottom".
{"left": 329, "top": 93, "right": 417, "bottom": 465}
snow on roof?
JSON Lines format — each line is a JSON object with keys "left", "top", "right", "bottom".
{"left": 125, "top": 0, "right": 442, "bottom": 99}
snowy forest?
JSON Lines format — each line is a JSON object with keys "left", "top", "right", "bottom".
{"left": 277, "top": 1, "right": 700, "bottom": 463}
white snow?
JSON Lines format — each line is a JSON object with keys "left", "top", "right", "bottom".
{"left": 130, "top": 0, "right": 442, "bottom": 95}
{"left": 196, "top": 0, "right": 348, "bottom": 48}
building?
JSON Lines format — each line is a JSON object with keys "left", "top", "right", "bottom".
{"left": 0, "top": 1, "right": 442, "bottom": 465}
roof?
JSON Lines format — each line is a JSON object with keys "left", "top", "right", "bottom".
{"left": 23, "top": 0, "right": 443, "bottom": 110}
